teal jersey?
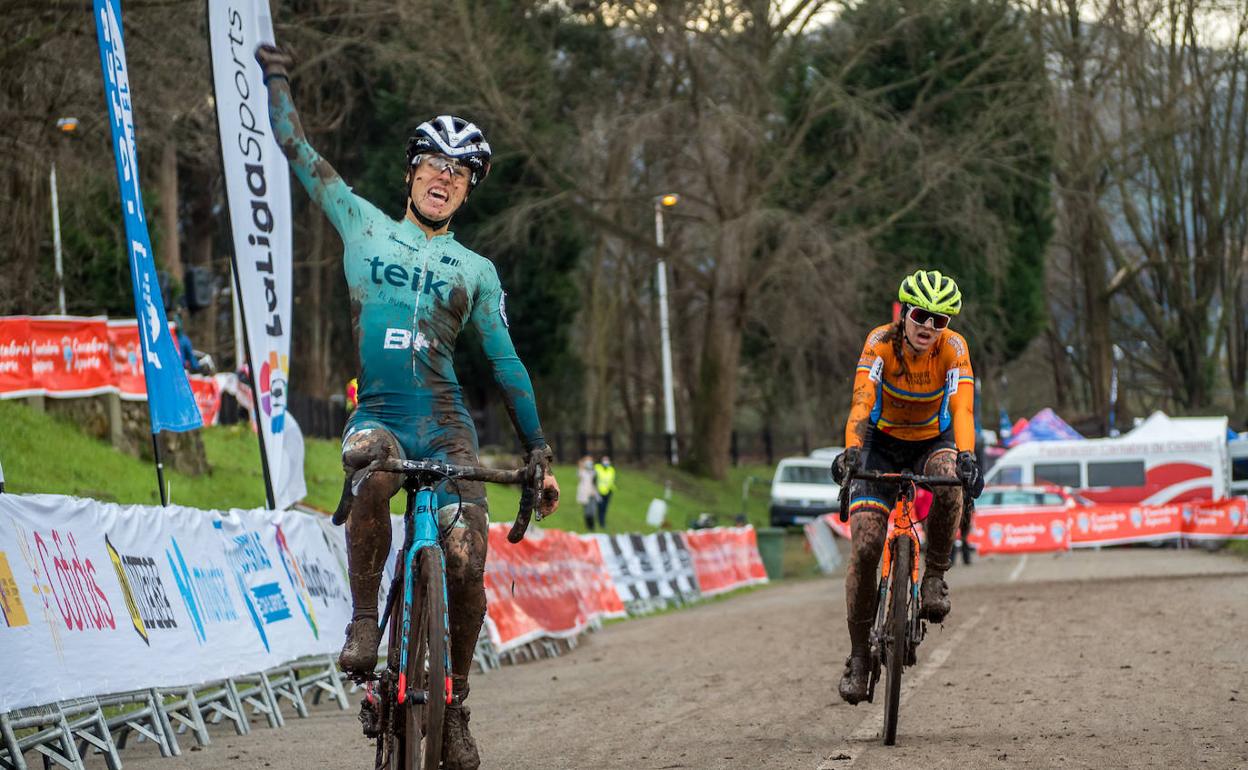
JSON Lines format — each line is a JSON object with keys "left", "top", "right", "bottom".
{"left": 268, "top": 86, "right": 544, "bottom": 452}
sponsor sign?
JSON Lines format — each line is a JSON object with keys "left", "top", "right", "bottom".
{"left": 482, "top": 525, "right": 625, "bottom": 652}
{"left": 209, "top": 1, "right": 294, "bottom": 506}
{"left": 0, "top": 317, "right": 223, "bottom": 426}
{"left": 93, "top": 0, "right": 201, "bottom": 432}
{"left": 0, "top": 494, "right": 350, "bottom": 712}
{"left": 969, "top": 508, "right": 1072, "bottom": 554}
{"left": 1070, "top": 503, "right": 1183, "bottom": 547}
{"left": 681, "top": 526, "right": 769, "bottom": 596}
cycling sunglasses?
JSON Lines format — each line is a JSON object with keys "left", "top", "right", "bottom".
{"left": 906, "top": 306, "right": 951, "bottom": 330}
{"left": 412, "top": 153, "right": 471, "bottom": 181}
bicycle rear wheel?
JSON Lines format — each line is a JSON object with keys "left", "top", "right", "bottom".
{"left": 882, "top": 536, "right": 912, "bottom": 746}
{"left": 389, "top": 546, "right": 449, "bottom": 770}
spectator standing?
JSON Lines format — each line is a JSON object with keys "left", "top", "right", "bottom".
{"left": 173, "top": 318, "right": 196, "bottom": 372}
{"left": 576, "top": 454, "right": 600, "bottom": 530}
{"left": 593, "top": 455, "right": 617, "bottom": 528}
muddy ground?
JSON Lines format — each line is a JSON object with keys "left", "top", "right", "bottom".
{"left": 118, "top": 547, "right": 1248, "bottom": 770}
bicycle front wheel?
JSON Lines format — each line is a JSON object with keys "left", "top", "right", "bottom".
{"left": 882, "top": 535, "right": 912, "bottom": 746}
{"left": 391, "top": 546, "right": 449, "bottom": 770}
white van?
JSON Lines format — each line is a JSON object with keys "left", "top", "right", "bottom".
{"left": 769, "top": 454, "right": 842, "bottom": 526}
{"left": 984, "top": 412, "right": 1230, "bottom": 505}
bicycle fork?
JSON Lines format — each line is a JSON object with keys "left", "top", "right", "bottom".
{"left": 396, "top": 487, "right": 453, "bottom": 708}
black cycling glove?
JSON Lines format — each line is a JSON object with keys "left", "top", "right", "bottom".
{"left": 956, "top": 450, "right": 984, "bottom": 499}
{"left": 832, "top": 447, "right": 862, "bottom": 486}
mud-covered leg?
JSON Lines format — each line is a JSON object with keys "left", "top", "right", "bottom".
{"left": 919, "top": 449, "right": 962, "bottom": 622}
{"left": 339, "top": 429, "right": 403, "bottom": 675}
{"left": 439, "top": 502, "right": 487, "bottom": 770}
{"left": 840, "top": 492, "right": 889, "bottom": 705}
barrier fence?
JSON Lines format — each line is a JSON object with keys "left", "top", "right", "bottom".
{"left": 810, "top": 497, "right": 1248, "bottom": 557}
{"left": 0, "top": 493, "right": 766, "bottom": 768}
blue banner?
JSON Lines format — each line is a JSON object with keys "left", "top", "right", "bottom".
{"left": 94, "top": 0, "right": 201, "bottom": 433}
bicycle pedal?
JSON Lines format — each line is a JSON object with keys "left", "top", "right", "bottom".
{"left": 358, "top": 698, "right": 381, "bottom": 739}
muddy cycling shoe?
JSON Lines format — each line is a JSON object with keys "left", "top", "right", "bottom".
{"left": 919, "top": 574, "right": 951, "bottom": 623}
{"left": 338, "top": 617, "right": 382, "bottom": 675}
{"left": 441, "top": 701, "right": 481, "bottom": 770}
{"left": 838, "top": 655, "right": 871, "bottom": 705}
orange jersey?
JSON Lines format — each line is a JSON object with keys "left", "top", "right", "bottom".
{"left": 844, "top": 324, "right": 975, "bottom": 451}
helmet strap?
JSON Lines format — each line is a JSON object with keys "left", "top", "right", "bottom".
{"left": 407, "top": 196, "right": 451, "bottom": 231}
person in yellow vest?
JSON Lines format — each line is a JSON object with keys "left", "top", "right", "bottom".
{"left": 593, "top": 456, "right": 616, "bottom": 529}
{"left": 345, "top": 377, "right": 359, "bottom": 412}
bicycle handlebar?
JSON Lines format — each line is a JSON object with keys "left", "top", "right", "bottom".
{"left": 846, "top": 470, "right": 965, "bottom": 487}
{"left": 348, "top": 458, "right": 552, "bottom": 543}
{"left": 837, "top": 469, "right": 969, "bottom": 522}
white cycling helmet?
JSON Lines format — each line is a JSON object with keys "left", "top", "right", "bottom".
{"left": 405, "top": 115, "right": 492, "bottom": 187}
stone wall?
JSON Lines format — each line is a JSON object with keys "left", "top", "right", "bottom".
{"left": 42, "top": 395, "right": 209, "bottom": 475}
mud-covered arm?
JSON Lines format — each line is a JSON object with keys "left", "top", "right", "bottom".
{"left": 844, "top": 348, "right": 880, "bottom": 449}
{"left": 259, "top": 58, "right": 360, "bottom": 241}
{"left": 471, "top": 268, "right": 546, "bottom": 451}
{"left": 945, "top": 334, "right": 976, "bottom": 452}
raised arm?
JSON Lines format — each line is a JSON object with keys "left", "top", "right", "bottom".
{"left": 255, "top": 45, "right": 360, "bottom": 240}
{"left": 844, "top": 334, "right": 885, "bottom": 449}
{"left": 470, "top": 267, "right": 546, "bottom": 451}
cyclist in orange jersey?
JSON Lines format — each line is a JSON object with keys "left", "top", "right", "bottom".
{"left": 830, "top": 269, "right": 984, "bottom": 705}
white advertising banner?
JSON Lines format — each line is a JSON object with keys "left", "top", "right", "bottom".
{"left": 208, "top": 1, "right": 296, "bottom": 507}
{"left": 0, "top": 494, "right": 351, "bottom": 712}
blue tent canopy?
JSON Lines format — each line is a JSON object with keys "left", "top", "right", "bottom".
{"left": 1006, "top": 408, "right": 1083, "bottom": 446}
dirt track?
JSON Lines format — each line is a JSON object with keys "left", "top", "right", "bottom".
{"left": 119, "top": 547, "right": 1248, "bottom": 770}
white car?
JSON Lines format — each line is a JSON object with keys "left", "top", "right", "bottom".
{"left": 769, "top": 453, "right": 843, "bottom": 526}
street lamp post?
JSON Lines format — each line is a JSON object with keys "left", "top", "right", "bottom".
{"left": 655, "top": 193, "right": 679, "bottom": 465}
{"left": 50, "top": 117, "right": 79, "bottom": 315}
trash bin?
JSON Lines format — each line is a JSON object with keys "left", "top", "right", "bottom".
{"left": 755, "top": 527, "right": 785, "bottom": 580}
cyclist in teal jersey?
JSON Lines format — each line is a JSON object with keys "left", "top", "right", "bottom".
{"left": 258, "top": 45, "right": 559, "bottom": 770}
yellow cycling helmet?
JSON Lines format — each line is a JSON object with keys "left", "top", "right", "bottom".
{"left": 898, "top": 269, "right": 962, "bottom": 315}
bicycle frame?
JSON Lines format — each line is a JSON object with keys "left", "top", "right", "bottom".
{"left": 877, "top": 483, "right": 922, "bottom": 610}
{"left": 393, "top": 480, "right": 452, "bottom": 707}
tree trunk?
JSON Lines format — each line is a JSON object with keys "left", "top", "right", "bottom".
{"left": 689, "top": 230, "right": 746, "bottom": 479}
{"left": 158, "top": 141, "right": 181, "bottom": 283}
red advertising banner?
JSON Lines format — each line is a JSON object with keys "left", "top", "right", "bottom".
{"left": 1183, "top": 498, "right": 1248, "bottom": 540}
{"left": 106, "top": 320, "right": 148, "bottom": 398}
{"left": 1, "top": 316, "right": 222, "bottom": 426}
{"left": 1070, "top": 503, "right": 1184, "bottom": 546}
{"left": 681, "top": 526, "right": 769, "bottom": 596}
{"left": 0, "top": 316, "right": 34, "bottom": 397}
{"left": 969, "top": 508, "right": 1072, "bottom": 554}
{"left": 28, "top": 317, "right": 113, "bottom": 396}
{"left": 189, "top": 375, "right": 222, "bottom": 426}
{"left": 483, "top": 525, "right": 625, "bottom": 651}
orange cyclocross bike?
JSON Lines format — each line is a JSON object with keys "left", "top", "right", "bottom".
{"left": 839, "top": 469, "right": 966, "bottom": 745}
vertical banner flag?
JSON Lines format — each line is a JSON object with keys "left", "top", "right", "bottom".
{"left": 208, "top": 2, "right": 296, "bottom": 507}
{"left": 93, "top": 0, "right": 202, "bottom": 433}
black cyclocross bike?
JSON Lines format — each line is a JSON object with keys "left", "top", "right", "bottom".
{"left": 839, "top": 469, "right": 968, "bottom": 745}
{"left": 341, "top": 456, "right": 550, "bottom": 770}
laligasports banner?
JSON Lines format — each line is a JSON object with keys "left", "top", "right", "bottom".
{"left": 681, "top": 526, "right": 769, "bottom": 596}
{"left": 93, "top": 0, "right": 201, "bottom": 434}
{"left": 208, "top": 1, "right": 294, "bottom": 507}
{"left": 482, "top": 526, "right": 626, "bottom": 652}
{"left": 0, "top": 494, "right": 350, "bottom": 713}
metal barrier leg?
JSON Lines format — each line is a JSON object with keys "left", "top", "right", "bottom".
{"left": 159, "top": 686, "right": 210, "bottom": 747}
{"left": 60, "top": 700, "right": 119, "bottom": 770}
{"left": 0, "top": 711, "right": 28, "bottom": 770}
{"left": 149, "top": 689, "right": 180, "bottom": 757}
{"left": 30, "top": 709, "right": 81, "bottom": 769}
{"left": 266, "top": 667, "right": 309, "bottom": 719}
{"left": 296, "top": 656, "right": 349, "bottom": 711}
{"left": 232, "top": 673, "right": 283, "bottom": 729}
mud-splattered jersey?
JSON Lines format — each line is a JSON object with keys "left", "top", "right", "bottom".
{"left": 844, "top": 324, "right": 975, "bottom": 451}
{"left": 267, "top": 87, "right": 544, "bottom": 450}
